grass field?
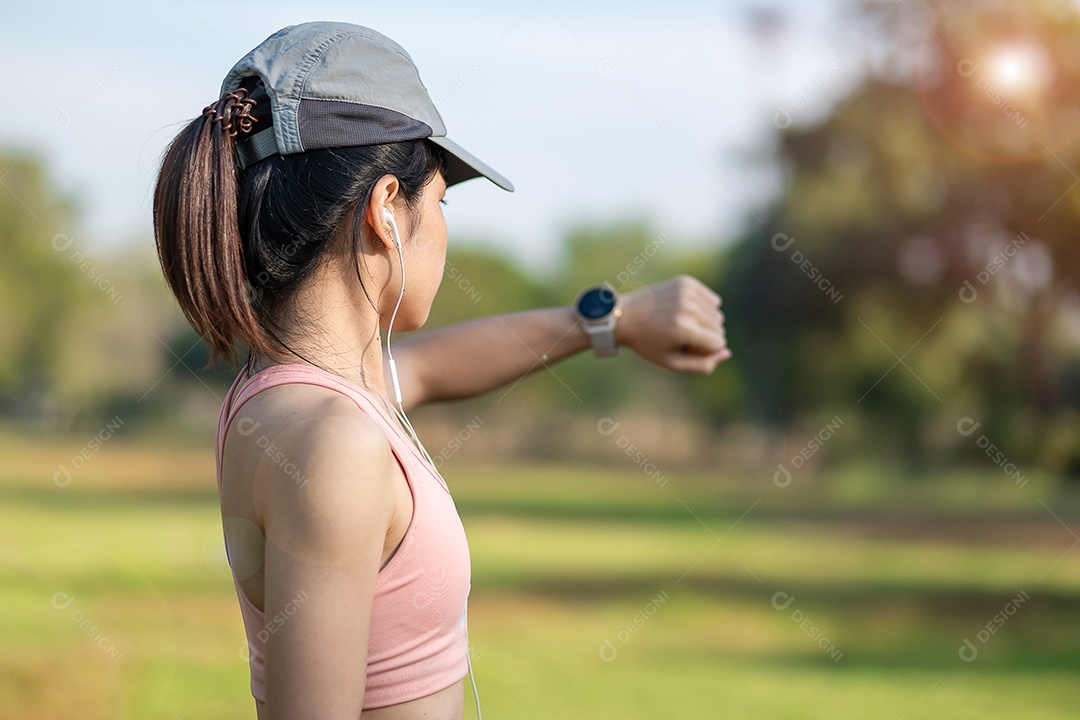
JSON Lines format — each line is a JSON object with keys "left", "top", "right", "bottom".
{"left": 1, "top": 426, "right": 1078, "bottom": 719}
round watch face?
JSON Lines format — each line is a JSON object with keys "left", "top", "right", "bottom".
{"left": 576, "top": 286, "right": 617, "bottom": 320}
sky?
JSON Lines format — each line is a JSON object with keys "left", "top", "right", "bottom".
{"left": 0, "top": 0, "right": 860, "bottom": 271}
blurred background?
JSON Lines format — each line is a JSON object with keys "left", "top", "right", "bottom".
{"left": 2, "top": 0, "right": 1079, "bottom": 717}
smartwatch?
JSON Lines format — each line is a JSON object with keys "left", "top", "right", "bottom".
{"left": 574, "top": 283, "right": 622, "bottom": 357}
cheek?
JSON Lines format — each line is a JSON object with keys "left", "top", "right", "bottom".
{"left": 431, "top": 244, "right": 447, "bottom": 296}
{"left": 408, "top": 216, "right": 446, "bottom": 304}
{"left": 432, "top": 213, "right": 448, "bottom": 280}
{"left": 435, "top": 208, "right": 448, "bottom": 245}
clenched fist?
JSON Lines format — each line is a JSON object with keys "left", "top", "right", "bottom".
{"left": 615, "top": 275, "right": 731, "bottom": 375}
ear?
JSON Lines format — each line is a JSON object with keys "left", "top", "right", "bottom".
{"left": 365, "top": 174, "right": 401, "bottom": 250}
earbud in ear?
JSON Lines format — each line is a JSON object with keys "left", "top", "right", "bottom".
{"left": 382, "top": 207, "right": 402, "bottom": 250}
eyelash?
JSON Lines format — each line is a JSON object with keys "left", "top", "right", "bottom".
{"left": 439, "top": 199, "right": 449, "bottom": 206}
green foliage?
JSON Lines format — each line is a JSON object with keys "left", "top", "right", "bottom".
{"left": 425, "top": 244, "right": 555, "bottom": 328}
{"left": 0, "top": 150, "right": 84, "bottom": 411}
{"left": 11, "top": 0, "right": 1080, "bottom": 482}
{"left": 719, "top": 1, "right": 1080, "bottom": 474}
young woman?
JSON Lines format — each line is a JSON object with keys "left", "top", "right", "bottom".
{"left": 153, "top": 21, "right": 729, "bottom": 720}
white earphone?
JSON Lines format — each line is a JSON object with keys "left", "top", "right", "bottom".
{"left": 379, "top": 205, "right": 485, "bottom": 719}
{"left": 383, "top": 207, "right": 405, "bottom": 404}
{"left": 382, "top": 207, "right": 402, "bottom": 249}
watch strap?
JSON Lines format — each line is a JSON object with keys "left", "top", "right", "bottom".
{"left": 583, "top": 322, "right": 619, "bottom": 357}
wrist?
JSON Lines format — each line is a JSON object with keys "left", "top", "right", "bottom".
{"left": 613, "top": 308, "right": 634, "bottom": 347}
{"left": 565, "top": 305, "right": 591, "bottom": 352}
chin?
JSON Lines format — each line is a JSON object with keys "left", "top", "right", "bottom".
{"left": 399, "top": 304, "right": 433, "bottom": 332}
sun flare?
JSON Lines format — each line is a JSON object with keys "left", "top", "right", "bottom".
{"left": 986, "top": 43, "right": 1053, "bottom": 93}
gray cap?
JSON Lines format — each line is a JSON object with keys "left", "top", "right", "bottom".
{"left": 219, "top": 22, "right": 514, "bottom": 192}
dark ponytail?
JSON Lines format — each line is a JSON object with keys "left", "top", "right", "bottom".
{"left": 153, "top": 80, "right": 447, "bottom": 371}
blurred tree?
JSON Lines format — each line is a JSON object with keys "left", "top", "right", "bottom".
{"left": 0, "top": 149, "right": 84, "bottom": 423}
{"left": 719, "top": 0, "right": 1080, "bottom": 474}
{"left": 425, "top": 244, "right": 556, "bottom": 328}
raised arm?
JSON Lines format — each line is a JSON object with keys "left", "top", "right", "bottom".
{"left": 257, "top": 392, "right": 398, "bottom": 719}
{"left": 389, "top": 275, "right": 731, "bottom": 408}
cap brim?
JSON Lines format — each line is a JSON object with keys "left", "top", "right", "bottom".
{"left": 427, "top": 136, "right": 514, "bottom": 192}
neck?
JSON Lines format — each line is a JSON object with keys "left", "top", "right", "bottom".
{"left": 249, "top": 266, "right": 389, "bottom": 399}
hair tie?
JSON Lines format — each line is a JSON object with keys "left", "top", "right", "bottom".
{"left": 202, "top": 88, "right": 258, "bottom": 138}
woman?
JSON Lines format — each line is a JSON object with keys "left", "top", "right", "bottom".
{"left": 152, "top": 21, "right": 729, "bottom": 720}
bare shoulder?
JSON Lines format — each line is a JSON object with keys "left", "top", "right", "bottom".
{"left": 243, "top": 382, "right": 398, "bottom": 564}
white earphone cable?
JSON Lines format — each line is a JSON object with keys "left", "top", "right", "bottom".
{"left": 383, "top": 212, "right": 483, "bottom": 720}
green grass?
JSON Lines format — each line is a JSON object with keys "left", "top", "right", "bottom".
{"left": 1, "top": 428, "right": 1078, "bottom": 718}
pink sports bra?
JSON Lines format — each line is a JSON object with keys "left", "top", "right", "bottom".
{"left": 214, "top": 362, "right": 472, "bottom": 709}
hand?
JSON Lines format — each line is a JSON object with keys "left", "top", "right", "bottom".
{"left": 615, "top": 275, "right": 731, "bottom": 375}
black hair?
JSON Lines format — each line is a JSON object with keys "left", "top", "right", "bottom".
{"left": 153, "top": 78, "right": 448, "bottom": 370}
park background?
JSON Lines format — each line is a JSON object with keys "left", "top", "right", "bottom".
{"left": 2, "top": 0, "right": 1079, "bottom": 717}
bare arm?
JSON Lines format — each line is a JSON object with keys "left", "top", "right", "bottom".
{"left": 257, "top": 393, "right": 398, "bottom": 719}
{"left": 389, "top": 275, "right": 732, "bottom": 409}
{"left": 387, "top": 305, "right": 587, "bottom": 407}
